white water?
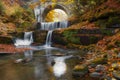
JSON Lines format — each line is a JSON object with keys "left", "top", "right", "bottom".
{"left": 44, "top": 30, "right": 53, "bottom": 48}
{"left": 40, "top": 21, "right": 68, "bottom": 48}
{"left": 41, "top": 21, "right": 68, "bottom": 30}
{"left": 14, "top": 32, "right": 33, "bottom": 46}
{"left": 34, "top": 6, "right": 44, "bottom": 22}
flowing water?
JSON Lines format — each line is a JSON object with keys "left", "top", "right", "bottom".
{"left": 44, "top": 30, "right": 53, "bottom": 48}
{"left": 6, "top": 16, "right": 94, "bottom": 80}
{"left": 40, "top": 21, "right": 68, "bottom": 30}
{"left": 14, "top": 32, "right": 33, "bottom": 46}
{"left": 41, "top": 21, "right": 68, "bottom": 48}
{"left": 0, "top": 21, "right": 99, "bottom": 80}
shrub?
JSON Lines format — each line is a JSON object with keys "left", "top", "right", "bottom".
{"left": 115, "top": 41, "right": 120, "bottom": 47}
{"left": 0, "top": 0, "right": 5, "bottom": 15}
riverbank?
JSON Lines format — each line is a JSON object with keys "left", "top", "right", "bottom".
{"left": 73, "top": 30, "right": 120, "bottom": 80}
{"left": 0, "top": 44, "right": 31, "bottom": 53}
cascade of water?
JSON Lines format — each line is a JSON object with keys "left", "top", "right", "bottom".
{"left": 40, "top": 21, "right": 68, "bottom": 47}
{"left": 14, "top": 32, "right": 33, "bottom": 46}
{"left": 41, "top": 21, "right": 68, "bottom": 30}
{"left": 34, "top": 7, "right": 40, "bottom": 22}
{"left": 34, "top": 5, "right": 44, "bottom": 22}
{"left": 44, "top": 30, "right": 53, "bottom": 47}
{"left": 24, "top": 32, "right": 33, "bottom": 43}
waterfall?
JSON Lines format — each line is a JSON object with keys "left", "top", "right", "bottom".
{"left": 41, "top": 21, "right": 68, "bottom": 30}
{"left": 14, "top": 32, "right": 33, "bottom": 46}
{"left": 44, "top": 30, "right": 53, "bottom": 47}
{"left": 40, "top": 21, "right": 68, "bottom": 47}
{"left": 24, "top": 32, "right": 33, "bottom": 43}
{"left": 34, "top": 6, "right": 44, "bottom": 22}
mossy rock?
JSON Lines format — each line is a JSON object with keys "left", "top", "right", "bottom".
{"left": 92, "top": 57, "right": 107, "bottom": 64}
{"left": 106, "top": 44, "right": 115, "bottom": 50}
{"left": 115, "top": 41, "right": 120, "bottom": 47}
{"left": 0, "top": 36, "right": 13, "bottom": 44}
{"left": 62, "top": 29, "right": 80, "bottom": 44}
{"left": 10, "top": 32, "right": 24, "bottom": 39}
{"left": 73, "top": 64, "right": 88, "bottom": 72}
{"left": 33, "top": 30, "right": 47, "bottom": 44}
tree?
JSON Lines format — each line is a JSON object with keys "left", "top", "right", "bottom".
{"left": 73, "top": 0, "right": 107, "bottom": 16}
{"left": 0, "top": 0, "right": 5, "bottom": 15}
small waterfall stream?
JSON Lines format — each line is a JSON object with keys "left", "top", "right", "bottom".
{"left": 41, "top": 21, "right": 68, "bottom": 30}
{"left": 40, "top": 21, "right": 68, "bottom": 47}
{"left": 14, "top": 32, "right": 33, "bottom": 46}
{"left": 24, "top": 32, "right": 33, "bottom": 43}
{"left": 44, "top": 30, "right": 53, "bottom": 47}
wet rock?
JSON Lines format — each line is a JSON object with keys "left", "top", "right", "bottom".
{"left": 52, "top": 53, "right": 65, "bottom": 56}
{"left": 111, "top": 63, "right": 120, "bottom": 69}
{"left": 88, "top": 64, "right": 96, "bottom": 68}
{"left": 0, "top": 36, "right": 13, "bottom": 44}
{"left": 74, "top": 64, "right": 87, "bottom": 71}
{"left": 14, "top": 58, "right": 33, "bottom": 63}
{"left": 88, "top": 64, "right": 96, "bottom": 72}
{"left": 72, "top": 71, "right": 88, "bottom": 77}
{"left": 33, "top": 30, "right": 47, "bottom": 44}
{"left": 113, "top": 71, "right": 120, "bottom": 80}
{"left": 90, "top": 72, "right": 103, "bottom": 78}
{"left": 22, "top": 58, "right": 33, "bottom": 63}
{"left": 95, "top": 64, "right": 106, "bottom": 72}
{"left": 92, "top": 57, "right": 107, "bottom": 64}
{"left": 104, "top": 76, "right": 112, "bottom": 80}
{"left": 118, "top": 53, "right": 120, "bottom": 58}
{"left": 73, "top": 64, "right": 88, "bottom": 77}
{"left": 14, "top": 59, "right": 23, "bottom": 63}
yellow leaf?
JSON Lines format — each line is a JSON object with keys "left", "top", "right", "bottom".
{"left": 40, "top": 0, "right": 46, "bottom": 3}
{"left": 64, "top": 0, "right": 74, "bottom": 5}
{"left": 52, "top": 0, "right": 57, "bottom": 3}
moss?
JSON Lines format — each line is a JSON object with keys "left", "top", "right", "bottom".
{"left": 0, "top": 0, "right": 5, "bottom": 15}
{"left": 74, "top": 65, "right": 88, "bottom": 72}
{"left": 113, "top": 49, "right": 119, "bottom": 54}
{"left": 94, "top": 11, "right": 120, "bottom": 28}
{"left": 33, "top": 31, "right": 47, "bottom": 44}
{"left": 66, "top": 43, "right": 80, "bottom": 49}
{"left": 115, "top": 41, "right": 120, "bottom": 47}
{"left": 92, "top": 57, "right": 107, "bottom": 64}
{"left": 0, "top": 37, "right": 13, "bottom": 44}
{"left": 107, "top": 44, "right": 115, "bottom": 50}
{"left": 63, "top": 30, "right": 80, "bottom": 44}
{"left": 100, "top": 29, "right": 113, "bottom": 36}
{"left": 95, "top": 19, "right": 107, "bottom": 28}
{"left": 90, "top": 36, "right": 98, "bottom": 44}
{"left": 15, "top": 21, "right": 33, "bottom": 32}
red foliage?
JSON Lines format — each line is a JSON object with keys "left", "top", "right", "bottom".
{"left": 0, "top": 44, "right": 30, "bottom": 53}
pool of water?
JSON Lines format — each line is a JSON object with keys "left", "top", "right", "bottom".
{"left": 0, "top": 47, "right": 87, "bottom": 80}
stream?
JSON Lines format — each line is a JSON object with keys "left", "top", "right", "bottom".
{"left": 0, "top": 48, "right": 86, "bottom": 80}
